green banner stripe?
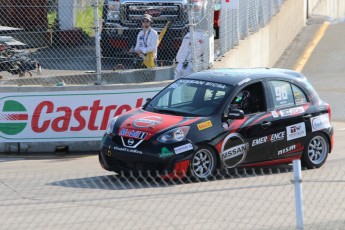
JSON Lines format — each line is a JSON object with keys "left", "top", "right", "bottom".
{"left": 3, "top": 100, "right": 27, "bottom": 112}
{"left": 0, "top": 123, "right": 27, "bottom": 135}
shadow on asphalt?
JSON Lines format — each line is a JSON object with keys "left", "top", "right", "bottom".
{"left": 49, "top": 165, "right": 294, "bottom": 191}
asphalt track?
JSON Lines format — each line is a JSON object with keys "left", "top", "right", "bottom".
{"left": 1, "top": 17, "right": 345, "bottom": 229}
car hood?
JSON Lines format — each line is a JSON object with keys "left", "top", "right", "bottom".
{"left": 116, "top": 109, "right": 200, "bottom": 140}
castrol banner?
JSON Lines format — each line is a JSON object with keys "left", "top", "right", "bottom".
{"left": 0, "top": 88, "right": 161, "bottom": 142}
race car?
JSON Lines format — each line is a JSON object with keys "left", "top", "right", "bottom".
{"left": 99, "top": 68, "right": 333, "bottom": 180}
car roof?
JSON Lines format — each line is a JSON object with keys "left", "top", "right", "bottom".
{"left": 185, "top": 68, "right": 307, "bottom": 86}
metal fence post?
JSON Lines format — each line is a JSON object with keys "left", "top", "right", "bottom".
{"left": 293, "top": 159, "right": 304, "bottom": 230}
{"left": 93, "top": 0, "right": 102, "bottom": 85}
{"left": 187, "top": 0, "right": 195, "bottom": 73}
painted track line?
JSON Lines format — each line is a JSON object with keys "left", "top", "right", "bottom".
{"left": 294, "top": 21, "right": 330, "bottom": 72}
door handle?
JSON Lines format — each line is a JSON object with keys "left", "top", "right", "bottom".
{"left": 303, "top": 114, "right": 312, "bottom": 120}
{"left": 261, "top": 121, "right": 271, "bottom": 128}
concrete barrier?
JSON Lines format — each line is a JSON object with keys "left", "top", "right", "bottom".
{"left": 213, "top": 0, "right": 306, "bottom": 69}
{"left": 308, "top": 0, "right": 345, "bottom": 20}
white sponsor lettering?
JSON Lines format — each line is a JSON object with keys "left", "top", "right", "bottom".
{"left": 238, "top": 78, "right": 251, "bottom": 86}
{"left": 286, "top": 122, "right": 306, "bottom": 141}
{"left": 271, "top": 111, "right": 279, "bottom": 118}
{"left": 174, "top": 143, "right": 193, "bottom": 154}
{"left": 252, "top": 132, "right": 285, "bottom": 146}
{"left": 114, "top": 146, "right": 143, "bottom": 154}
{"left": 252, "top": 136, "right": 267, "bottom": 146}
{"left": 278, "top": 145, "right": 296, "bottom": 155}
{"left": 222, "top": 143, "right": 247, "bottom": 160}
{"left": 311, "top": 114, "right": 331, "bottom": 132}
{"left": 280, "top": 106, "right": 305, "bottom": 117}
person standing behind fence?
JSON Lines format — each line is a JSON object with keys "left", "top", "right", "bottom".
{"left": 174, "top": 31, "right": 206, "bottom": 79}
{"left": 129, "top": 14, "right": 158, "bottom": 68}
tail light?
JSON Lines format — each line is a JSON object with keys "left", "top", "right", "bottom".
{"left": 326, "top": 103, "right": 332, "bottom": 121}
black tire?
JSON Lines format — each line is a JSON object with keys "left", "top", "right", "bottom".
{"left": 301, "top": 132, "right": 329, "bottom": 169}
{"left": 189, "top": 145, "right": 218, "bottom": 180}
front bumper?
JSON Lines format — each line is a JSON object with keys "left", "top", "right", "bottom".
{"left": 100, "top": 134, "right": 194, "bottom": 177}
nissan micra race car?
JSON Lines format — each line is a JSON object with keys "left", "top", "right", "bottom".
{"left": 99, "top": 68, "right": 333, "bottom": 180}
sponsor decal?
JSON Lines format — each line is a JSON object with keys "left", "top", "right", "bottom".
{"left": 271, "top": 111, "right": 279, "bottom": 118}
{"left": 0, "top": 100, "right": 28, "bottom": 135}
{"left": 278, "top": 143, "right": 302, "bottom": 155}
{"left": 252, "top": 131, "right": 285, "bottom": 146}
{"left": 133, "top": 116, "right": 162, "bottom": 128}
{"left": 279, "top": 106, "right": 305, "bottom": 117}
{"left": 222, "top": 143, "right": 248, "bottom": 161}
{"left": 127, "top": 139, "right": 134, "bottom": 146}
{"left": 286, "top": 122, "right": 306, "bottom": 141}
{"left": 204, "top": 82, "right": 226, "bottom": 89}
{"left": 113, "top": 146, "right": 143, "bottom": 154}
{"left": 221, "top": 133, "right": 249, "bottom": 168}
{"left": 159, "top": 147, "right": 174, "bottom": 158}
{"left": 119, "top": 128, "right": 148, "bottom": 139}
{"left": 169, "top": 80, "right": 227, "bottom": 90}
{"left": 174, "top": 143, "right": 193, "bottom": 155}
{"left": 197, "top": 120, "right": 213, "bottom": 131}
{"left": 238, "top": 78, "right": 251, "bottom": 86}
{"left": 310, "top": 114, "right": 330, "bottom": 132}
{"left": 0, "top": 88, "right": 161, "bottom": 142}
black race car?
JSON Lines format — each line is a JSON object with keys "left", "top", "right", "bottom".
{"left": 99, "top": 68, "right": 333, "bottom": 180}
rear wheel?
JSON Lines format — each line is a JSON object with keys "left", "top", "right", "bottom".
{"left": 301, "top": 133, "right": 329, "bottom": 169}
{"left": 189, "top": 146, "right": 217, "bottom": 180}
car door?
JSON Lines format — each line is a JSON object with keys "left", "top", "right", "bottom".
{"left": 266, "top": 80, "right": 310, "bottom": 159}
{"left": 219, "top": 81, "right": 278, "bottom": 168}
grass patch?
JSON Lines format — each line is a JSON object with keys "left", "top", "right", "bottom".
{"left": 47, "top": 5, "right": 103, "bottom": 36}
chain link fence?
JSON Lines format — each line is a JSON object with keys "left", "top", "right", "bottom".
{"left": 0, "top": 0, "right": 289, "bottom": 86}
{"left": 1, "top": 158, "right": 345, "bottom": 229}
{"left": 216, "top": 0, "right": 286, "bottom": 59}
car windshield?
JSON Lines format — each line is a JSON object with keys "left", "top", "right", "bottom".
{"left": 145, "top": 79, "right": 233, "bottom": 116}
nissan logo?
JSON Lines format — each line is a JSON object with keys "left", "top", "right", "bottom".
{"left": 128, "top": 139, "right": 134, "bottom": 146}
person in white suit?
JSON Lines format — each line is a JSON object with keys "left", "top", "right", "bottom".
{"left": 174, "top": 31, "right": 207, "bottom": 79}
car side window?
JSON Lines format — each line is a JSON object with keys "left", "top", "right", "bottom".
{"left": 291, "top": 84, "right": 308, "bottom": 105}
{"left": 229, "top": 82, "right": 266, "bottom": 115}
{"left": 269, "top": 81, "right": 294, "bottom": 108}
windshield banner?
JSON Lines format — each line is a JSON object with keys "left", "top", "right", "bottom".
{"left": 0, "top": 88, "right": 161, "bottom": 142}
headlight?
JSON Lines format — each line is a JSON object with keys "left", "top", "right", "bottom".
{"left": 107, "top": 1, "right": 120, "bottom": 20}
{"left": 157, "top": 126, "right": 190, "bottom": 143}
{"left": 106, "top": 116, "right": 119, "bottom": 135}
{"left": 107, "top": 11, "right": 120, "bottom": 21}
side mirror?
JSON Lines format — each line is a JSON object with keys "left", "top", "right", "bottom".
{"left": 228, "top": 109, "right": 245, "bottom": 120}
{"left": 143, "top": 98, "right": 152, "bottom": 108}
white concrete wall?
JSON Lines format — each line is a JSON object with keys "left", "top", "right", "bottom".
{"left": 213, "top": 0, "right": 306, "bottom": 69}
{"left": 308, "top": 0, "right": 345, "bottom": 19}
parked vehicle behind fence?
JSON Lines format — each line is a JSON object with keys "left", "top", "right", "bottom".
{"left": 100, "top": 0, "right": 212, "bottom": 62}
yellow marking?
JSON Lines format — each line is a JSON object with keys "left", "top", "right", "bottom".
{"left": 107, "top": 146, "right": 111, "bottom": 156}
{"left": 294, "top": 21, "right": 330, "bottom": 72}
{"left": 197, "top": 120, "right": 213, "bottom": 130}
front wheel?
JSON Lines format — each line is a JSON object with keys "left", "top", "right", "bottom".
{"left": 301, "top": 133, "right": 329, "bottom": 169}
{"left": 189, "top": 146, "right": 217, "bottom": 180}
